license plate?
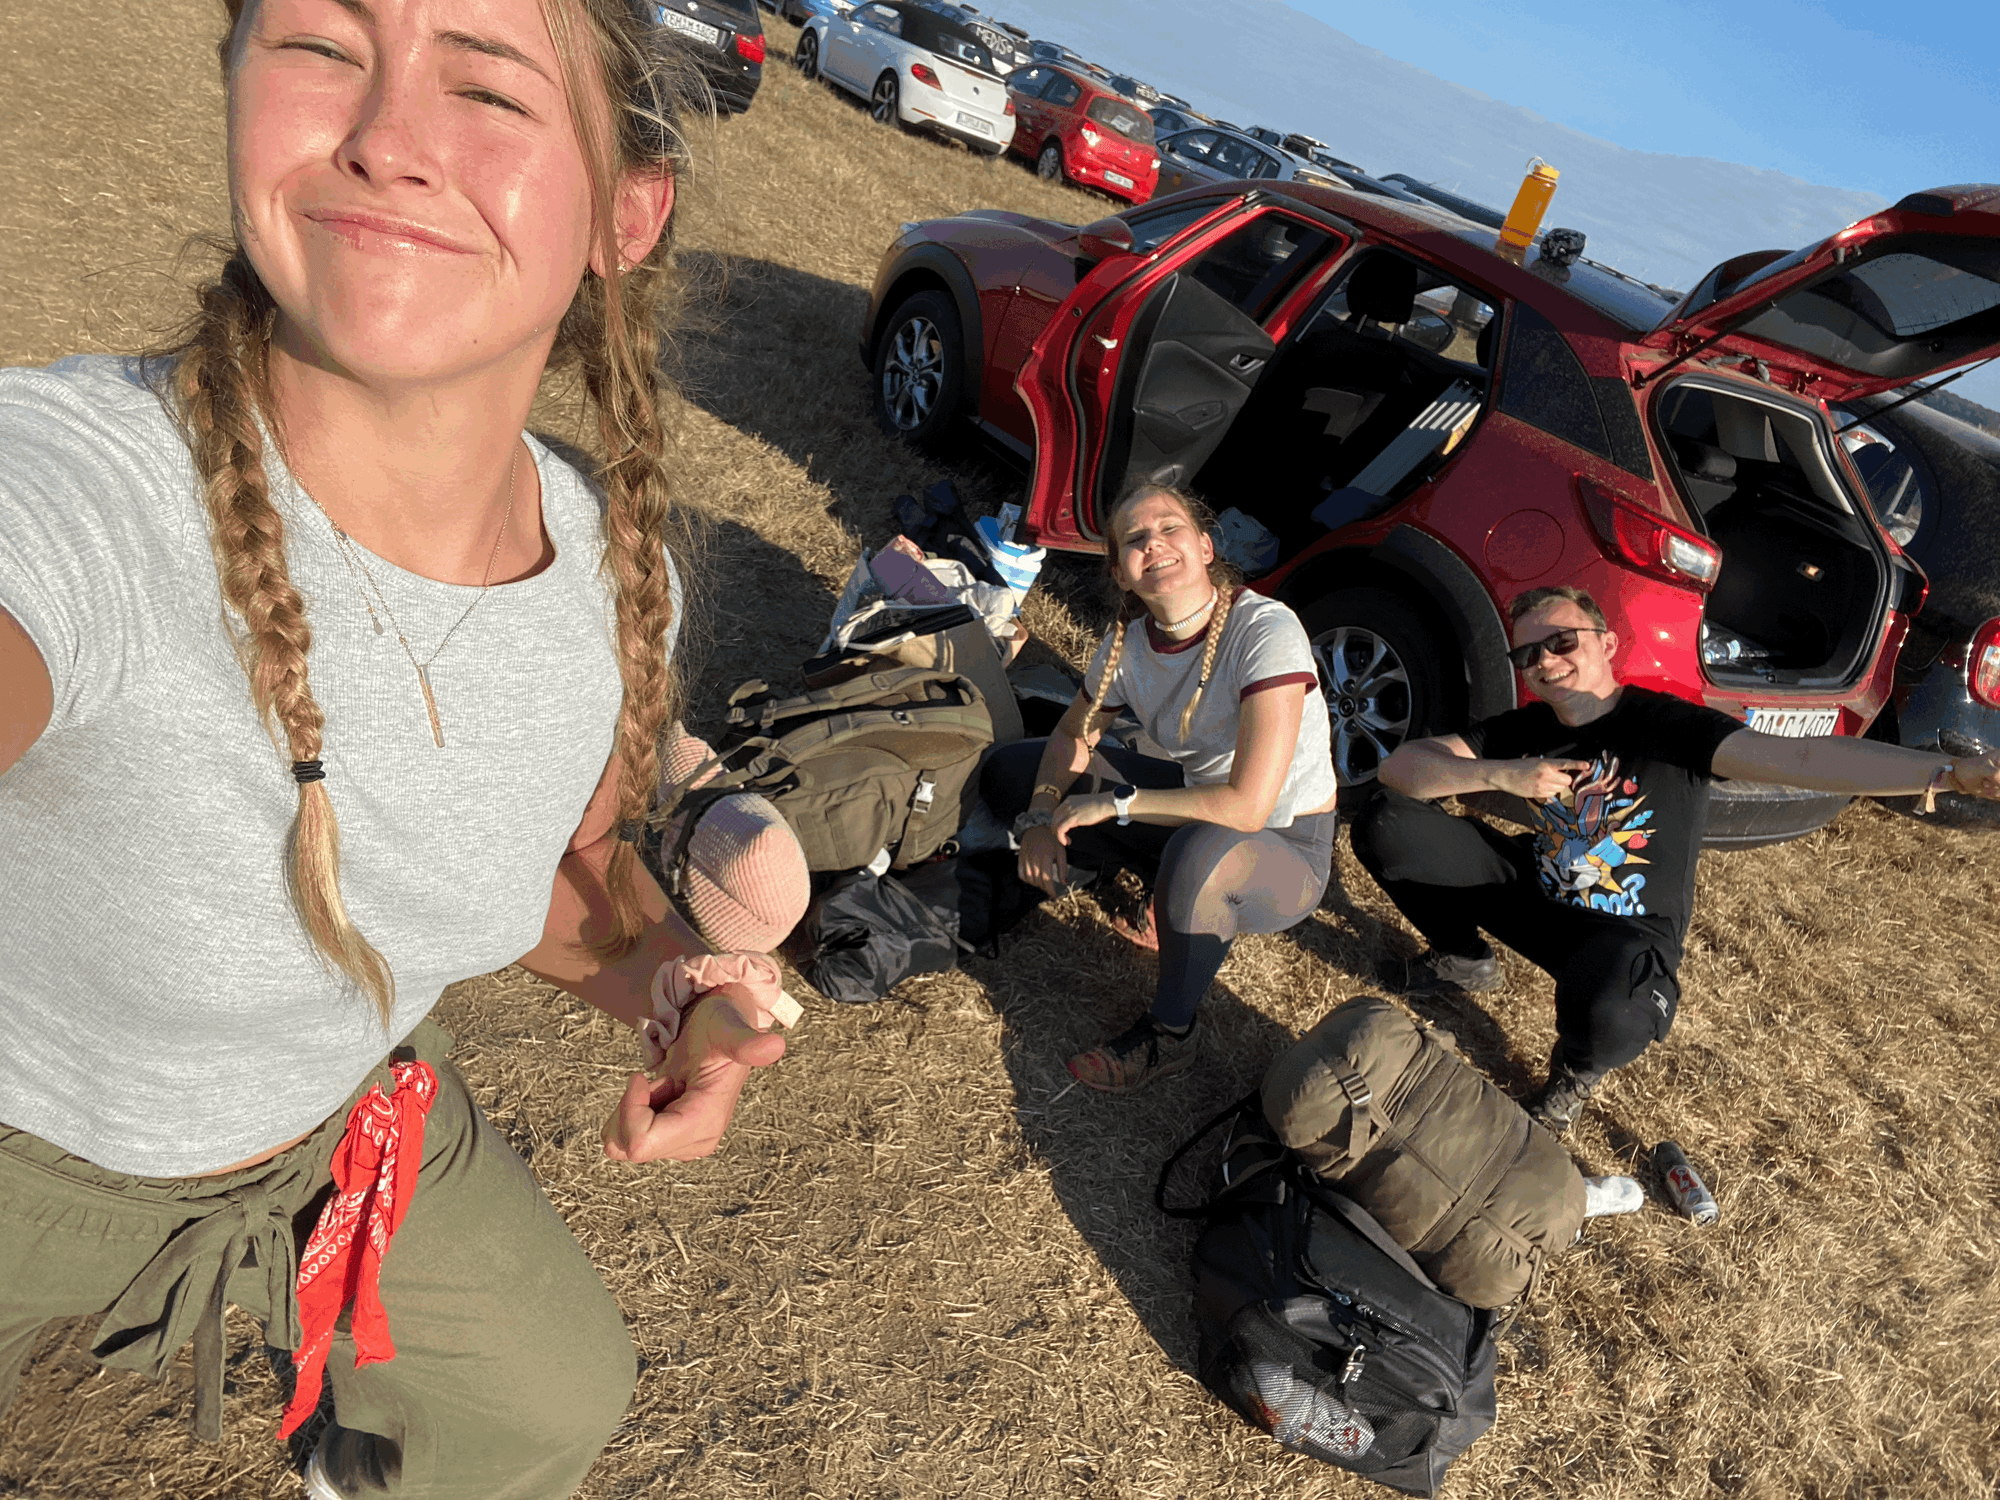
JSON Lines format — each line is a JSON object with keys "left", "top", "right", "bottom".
{"left": 1747, "top": 707, "right": 1839, "bottom": 737}
{"left": 1104, "top": 170, "right": 1134, "bottom": 188}
{"left": 655, "top": 7, "right": 722, "bottom": 46}
{"left": 956, "top": 111, "right": 993, "bottom": 134}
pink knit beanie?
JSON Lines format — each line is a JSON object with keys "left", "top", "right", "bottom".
{"left": 657, "top": 731, "right": 811, "bottom": 954}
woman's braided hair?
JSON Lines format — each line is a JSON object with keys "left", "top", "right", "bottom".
{"left": 152, "top": 0, "right": 711, "bottom": 1025}
{"left": 1087, "top": 481, "right": 1244, "bottom": 743}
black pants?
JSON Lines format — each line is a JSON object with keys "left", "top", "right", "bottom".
{"left": 983, "top": 739, "right": 1335, "bottom": 1029}
{"left": 1350, "top": 790, "right": 1680, "bottom": 1078}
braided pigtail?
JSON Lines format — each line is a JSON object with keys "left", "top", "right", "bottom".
{"left": 1087, "top": 616, "right": 1132, "bottom": 723}
{"left": 168, "top": 250, "right": 396, "bottom": 1023}
{"left": 1178, "top": 584, "right": 1239, "bottom": 742}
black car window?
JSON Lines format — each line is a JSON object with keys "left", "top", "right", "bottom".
{"left": 1121, "top": 200, "right": 1225, "bottom": 253}
{"left": 904, "top": 12, "right": 992, "bottom": 67}
{"left": 1309, "top": 253, "right": 1502, "bottom": 369}
{"left": 1164, "top": 129, "right": 1216, "bottom": 161}
{"left": 1044, "top": 72, "right": 1082, "bottom": 107}
{"left": 1085, "top": 96, "right": 1154, "bottom": 142}
{"left": 1838, "top": 422, "right": 1930, "bottom": 547}
{"left": 1497, "top": 301, "right": 1613, "bottom": 463}
{"left": 1011, "top": 64, "right": 1049, "bottom": 95}
{"left": 856, "top": 3, "right": 901, "bottom": 32}
{"left": 1184, "top": 213, "right": 1336, "bottom": 324}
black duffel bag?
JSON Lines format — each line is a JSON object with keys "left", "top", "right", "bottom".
{"left": 1158, "top": 1097, "right": 1500, "bottom": 1497}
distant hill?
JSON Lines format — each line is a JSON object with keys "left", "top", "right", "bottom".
{"left": 1922, "top": 390, "right": 2000, "bottom": 436}
{"left": 983, "top": 0, "right": 2000, "bottom": 414}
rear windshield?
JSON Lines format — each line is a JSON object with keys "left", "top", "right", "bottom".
{"left": 905, "top": 13, "right": 998, "bottom": 71}
{"left": 1086, "top": 95, "right": 1154, "bottom": 142}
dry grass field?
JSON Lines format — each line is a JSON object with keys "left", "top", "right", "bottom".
{"left": 4, "top": 4, "right": 2000, "bottom": 1497}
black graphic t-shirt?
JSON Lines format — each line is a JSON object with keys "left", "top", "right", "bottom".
{"left": 1461, "top": 687, "right": 1745, "bottom": 947}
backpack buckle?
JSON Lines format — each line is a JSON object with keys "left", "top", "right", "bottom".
{"left": 910, "top": 775, "right": 936, "bottom": 815}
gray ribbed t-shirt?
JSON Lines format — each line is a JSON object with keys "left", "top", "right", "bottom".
{"left": 0, "top": 356, "right": 646, "bottom": 1176}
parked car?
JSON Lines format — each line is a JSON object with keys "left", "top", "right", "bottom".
{"left": 1380, "top": 174, "right": 1506, "bottom": 229}
{"left": 775, "top": 0, "right": 851, "bottom": 24}
{"left": 796, "top": 0, "right": 1013, "bottom": 152}
{"left": 1025, "top": 39, "right": 1087, "bottom": 67}
{"left": 1152, "top": 126, "right": 1341, "bottom": 195}
{"left": 1147, "top": 103, "right": 1205, "bottom": 139}
{"left": 1829, "top": 396, "right": 2000, "bottom": 768}
{"left": 859, "top": 181, "right": 2000, "bottom": 838}
{"left": 905, "top": 0, "right": 1027, "bottom": 70}
{"left": 1005, "top": 64, "right": 1159, "bottom": 205}
{"left": 655, "top": 0, "right": 766, "bottom": 113}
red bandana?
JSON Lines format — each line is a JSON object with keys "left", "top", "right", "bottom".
{"left": 278, "top": 1059, "right": 440, "bottom": 1440}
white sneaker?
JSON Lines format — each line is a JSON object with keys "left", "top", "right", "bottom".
{"left": 1582, "top": 1174, "right": 1645, "bottom": 1218}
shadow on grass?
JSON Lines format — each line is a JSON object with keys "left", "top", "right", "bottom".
{"left": 968, "top": 900, "right": 1307, "bottom": 1377}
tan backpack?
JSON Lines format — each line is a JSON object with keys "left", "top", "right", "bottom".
{"left": 655, "top": 665, "right": 994, "bottom": 875}
{"left": 1261, "top": 997, "right": 1588, "bottom": 1309}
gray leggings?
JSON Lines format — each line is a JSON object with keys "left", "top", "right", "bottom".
{"left": 982, "top": 740, "right": 1336, "bottom": 1027}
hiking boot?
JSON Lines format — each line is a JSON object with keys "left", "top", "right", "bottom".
{"left": 1528, "top": 1062, "right": 1603, "bottom": 1134}
{"left": 1407, "top": 946, "right": 1503, "bottom": 994}
{"left": 1067, "top": 1015, "right": 1197, "bottom": 1094}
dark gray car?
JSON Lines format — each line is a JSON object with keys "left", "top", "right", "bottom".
{"left": 1152, "top": 125, "right": 1339, "bottom": 194}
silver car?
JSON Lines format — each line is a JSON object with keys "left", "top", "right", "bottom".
{"left": 1152, "top": 125, "right": 1339, "bottom": 194}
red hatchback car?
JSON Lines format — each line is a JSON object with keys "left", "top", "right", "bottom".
{"left": 1005, "top": 64, "right": 1158, "bottom": 206}
{"left": 860, "top": 182, "right": 2000, "bottom": 842}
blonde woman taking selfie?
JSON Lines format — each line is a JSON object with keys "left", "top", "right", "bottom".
{"left": 0, "top": 2, "right": 790, "bottom": 1494}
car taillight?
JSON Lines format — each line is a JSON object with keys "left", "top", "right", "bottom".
{"left": 1970, "top": 618, "right": 2000, "bottom": 710}
{"left": 1577, "top": 477, "right": 1721, "bottom": 590}
{"left": 734, "top": 31, "right": 765, "bottom": 62}
{"left": 910, "top": 62, "right": 941, "bottom": 88}
{"left": 1080, "top": 125, "right": 1102, "bottom": 147}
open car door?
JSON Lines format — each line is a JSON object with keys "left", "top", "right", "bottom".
{"left": 1016, "top": 199, "right": 1346, "bottom": 546}
{"left": 1635, "top": 184, "right": 2000, "bottom": 402}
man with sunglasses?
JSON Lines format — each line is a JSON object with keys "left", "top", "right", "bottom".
{"left": 1351, "top": 585, "right": 2000, "bottom": 1131}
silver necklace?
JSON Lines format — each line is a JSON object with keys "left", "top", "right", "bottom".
{"left": 1157, "top": 589, "right": 1218, "bottom": 634}
{"left": 308, "top": 444, "right": 520, "bottom": 749}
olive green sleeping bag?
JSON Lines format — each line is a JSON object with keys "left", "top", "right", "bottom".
{"left": 1261, "top": 997, "right": 1587, "bottom": 1309}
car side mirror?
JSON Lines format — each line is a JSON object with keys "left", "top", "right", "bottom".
{"left": 1077, "top": 217, "right": 1138, "bottom": 262}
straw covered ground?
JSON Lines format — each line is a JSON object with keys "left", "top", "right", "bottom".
{"left": 3, "top": 4, "right": 1998, "bottom": 1496}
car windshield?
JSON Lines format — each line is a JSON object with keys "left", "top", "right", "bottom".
{"left": 1085, "top": 96, "right": 1154, "bottom": 142}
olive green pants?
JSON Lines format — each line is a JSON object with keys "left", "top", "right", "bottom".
{"left": 0, "top": 1022, "right": 635, "bottom": 1499}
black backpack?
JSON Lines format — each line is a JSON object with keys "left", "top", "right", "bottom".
{"left": 1158, "top": 1097, "right": 1500, "bottom": 1497}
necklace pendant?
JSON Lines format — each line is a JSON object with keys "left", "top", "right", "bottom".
{"left": 416, "top": 666, "right": 444, "bottom": 749}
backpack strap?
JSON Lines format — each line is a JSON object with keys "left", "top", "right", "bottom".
{"left": 1302, "top": 1184, "right": 1444, "bottom": 1294}
{"left": 1156, "top": 1091, "right": 1278, "bottom": 1220}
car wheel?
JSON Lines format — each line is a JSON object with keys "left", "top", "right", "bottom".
{"left": 1036, "top": 140, "right": 1064, "bottom": 183}
{"left": 871, "top": 72, "right": 900, "bottom": 126}
{"left": 1300, "top": 588, "right": 1462, "bottom": 792}
{"left": 795, "top": 29, "right": 819, "bottom": 80}
{"left": 872, "top": 290, "right": 964, "bottom": 450}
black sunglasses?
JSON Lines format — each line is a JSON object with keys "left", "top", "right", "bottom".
{"left": 1507, "top": 626, "right": 1608, "bottom": 670}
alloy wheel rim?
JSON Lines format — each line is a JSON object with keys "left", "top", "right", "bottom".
{"left": 872, "top": 78, "right": 897, "bottom": 122}
{"left": 1038, "top": 145, "right": 1060, "bottom": 180}
{"left": 1312, "top": 624, "right": 1414, "bottom": 784}
{"left": 799, "top": 33, "right": 816, "bottom": 71}
{"left": 881, "top": 316, "right": 943, "bottom": 430}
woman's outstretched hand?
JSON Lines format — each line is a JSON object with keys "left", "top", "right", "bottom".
{"left": 602, "top": 987, "right": 786, "bottom": 1163}
{"left": 1016, "top": 821, "right": 1072, "bottom": 895}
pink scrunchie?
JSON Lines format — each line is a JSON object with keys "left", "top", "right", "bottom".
{"left": 642, "top": 953, "right": 800, "bottom": 1071}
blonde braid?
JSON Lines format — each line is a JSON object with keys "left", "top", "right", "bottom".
{"left": 1087, "top": 616, "right": 1132, "bottom": 723}
{"left": 1178, "top": 585, "right": 1239, "bottom": 742}
{"left": 171, "top": 251, "right": 395, "bottom": 1023}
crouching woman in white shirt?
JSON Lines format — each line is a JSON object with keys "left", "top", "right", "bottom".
{"left": 981, "top": 484, "right": 1340, "bottom": 1093}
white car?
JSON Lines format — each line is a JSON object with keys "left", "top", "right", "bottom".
{"left": 796, "top": 0, "right": 1014, "bottom": 154}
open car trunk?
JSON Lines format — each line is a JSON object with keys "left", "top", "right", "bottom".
{"left": 1657, "top": 379, "right": 1891, "bottom": 689}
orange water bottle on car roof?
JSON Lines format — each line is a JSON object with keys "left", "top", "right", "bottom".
{"left": 1497, "top": 158, "right": 1560, "bottom": 263}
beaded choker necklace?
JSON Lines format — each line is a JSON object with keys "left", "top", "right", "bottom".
{"left": 1156, "top": 590, "right": 1218, "bottom": 635}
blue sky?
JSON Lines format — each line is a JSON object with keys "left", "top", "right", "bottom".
{"left": 1290, "top": 0, "right": 1998, "bottom": 203}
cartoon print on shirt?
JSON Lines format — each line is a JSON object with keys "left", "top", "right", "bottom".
{"left": 1528, "top": 754, "right": 1655, "bottom": 915}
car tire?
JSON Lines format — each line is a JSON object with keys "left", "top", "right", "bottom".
{"left": 1299, "top": 588, "right": 1463, "bottom": 795}
{"left": 795, "top": 29, "right": 819, "bottom": 80}
{"left": 871, "top": 72, "right": 901, "bottom": 126}
{"left": 1036, "top": 140, "right": 1065, "bottom": 183}
{"left": 872, "top": 290, "right": 964, "bottom": 451}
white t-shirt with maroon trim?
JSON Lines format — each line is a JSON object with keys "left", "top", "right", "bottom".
{"left": 1085, "top": 590, "right": 1338, "bottom": 828}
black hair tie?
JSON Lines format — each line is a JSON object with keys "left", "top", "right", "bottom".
{"left": 291, "top": 760, "right": 326, "bottom": 785}
{"left": 616, "top": 819, "right": 641, "bottom": 844}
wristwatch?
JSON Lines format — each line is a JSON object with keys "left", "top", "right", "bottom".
{"left": 1112, "top": 784, "right": 1138, "bottom": 826}
{"left": 1012, "top": 807, "right": 1056, "bottom": 838}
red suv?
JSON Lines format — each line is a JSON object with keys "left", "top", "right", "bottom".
{"left": 860, "top": 183, "right": 2000, "bottom": 842}
{"left": 1004, "top": 64, "right": 1158, "bottom": 206}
